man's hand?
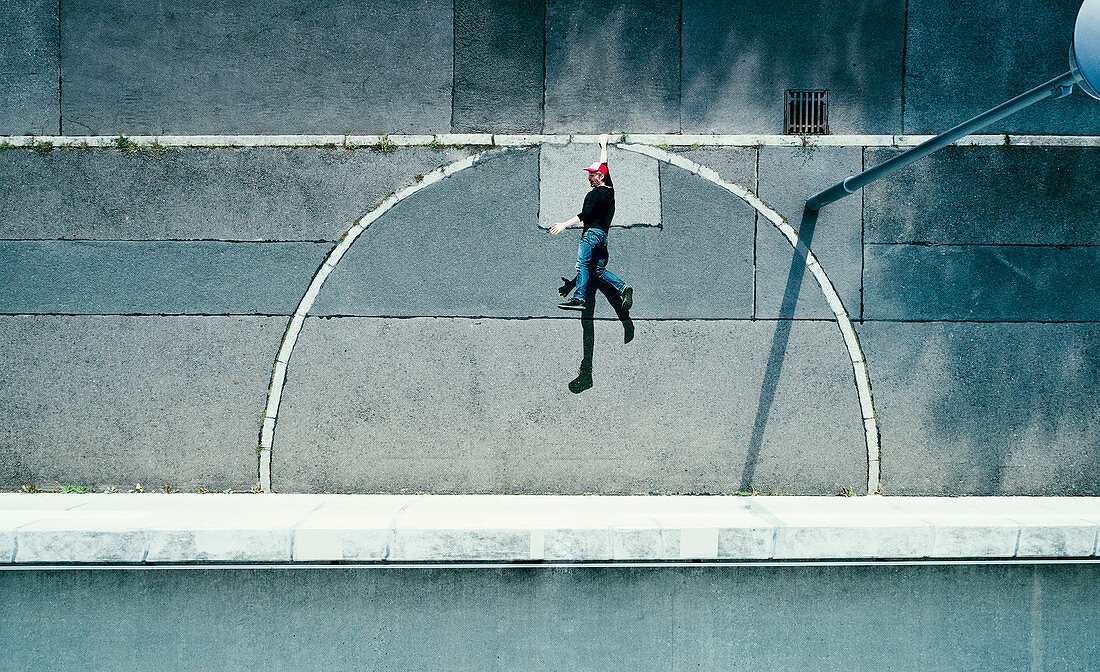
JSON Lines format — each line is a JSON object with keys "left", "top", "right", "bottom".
{"left": 550, "top": 222, "right": 567, "bottom": 234}
{"left": 599, "top": 133, "right": 609, "bottom": 149}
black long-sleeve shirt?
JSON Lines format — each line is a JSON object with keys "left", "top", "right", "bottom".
{"left": 578, "top": 182, "right": 615, "bottom": 232}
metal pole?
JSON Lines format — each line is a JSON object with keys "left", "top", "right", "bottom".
{"left": 806, "top": 70, "right": 1081, "bottom": 210}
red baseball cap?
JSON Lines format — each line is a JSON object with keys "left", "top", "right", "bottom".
{"left": 584, "top": 162, "right": 608, "bottom": 175}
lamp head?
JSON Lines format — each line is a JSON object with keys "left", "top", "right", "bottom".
{"left": 1071, "top": 0, "right": 1100, "bottom": 99}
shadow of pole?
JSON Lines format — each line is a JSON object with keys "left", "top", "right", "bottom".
{"left": 739, "top": 206, "right": 819, "bottom": 491}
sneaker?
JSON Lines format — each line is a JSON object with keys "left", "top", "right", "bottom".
{"left": 558, "top": 297, "right": 586, "bottom": 311}
{"left": 620, "top": 286, "right": 633, "bottom": 311}
{"left": 569, "top": 369, "right": 593, "bottom": 393}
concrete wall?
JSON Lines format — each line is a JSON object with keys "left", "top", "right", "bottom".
{"left": 3, "top": 0, "right": 1098, "bottom": 135}
{"left": 3, "top": 564, "right": 1099, "bottom": 670}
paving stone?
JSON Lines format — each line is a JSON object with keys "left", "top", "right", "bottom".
{"left": 544, "top": 0, "right": 680, "bottom": 133}
{"left": 904, "top": 0, "right": 1100, "bottom": 135}
{"left": 539, "top": 144, "right": 661, "bottom": 229}
{"left": 651, "top": 163, "right": 754, "bottom": 318}
{"left": 667, "top": 146, "right": 758, "bottom": 191}
{"left": 453, "top": 0, "right": 544, "bottom": 133}
{"left": 859, "top": 322, "right": 1100, "bottom": 495}
{"left": 59, "top": 0, "right": 452, "bottom": 134}
{"left": 273, "top": 317, "right": 864, "bottom": 494}
{"left": 863, "top": 244, "right": 1100, "bottom": 321}
{"left": 0, "top": 147, "right": 476, "bottom": 240}
{"left": 0, "top": 240, "right": 329, "bottom": 314}
{"left": 0, "top": 316, "right": 284, "bottom": 491}
{"left": 865, "top": 146, "right": 1100, "bottom": 244}
{"left": 755, "top": 146, "right": 863, "bottom": 319}
{"left": 682, "top": 0, "right": 905, "bottom": 134}
{"left": 0, "top": 0, "right": 57, "bottom": 134}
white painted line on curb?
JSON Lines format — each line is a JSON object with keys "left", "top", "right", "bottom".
{"left": 619, "top": 144, "right": 881, "bottom": 495}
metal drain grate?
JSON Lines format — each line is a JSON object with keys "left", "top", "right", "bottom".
{"left": 785, "top": 90, "right": 829, "bottom": 134}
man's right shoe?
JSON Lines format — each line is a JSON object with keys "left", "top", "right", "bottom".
{"left": 558, "top": 297, "right": 586, "bottom": 311}
{"left": 620, "top": 286, "right": 633, "bottom": 312}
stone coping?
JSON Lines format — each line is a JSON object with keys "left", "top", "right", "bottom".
{"left": 1, "top": 494, "right": 1098, "bottom": 564}
{"left": 2, "top": 134, "right": 1100, "bottom": 148}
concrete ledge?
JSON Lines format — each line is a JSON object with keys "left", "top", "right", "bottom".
{"left": 2, "top": 495, "right": 1098, "bottom": 564}
{"left": 4, "top": 134, "right": 1100, "bottom": 148}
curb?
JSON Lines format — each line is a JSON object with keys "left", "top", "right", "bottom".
{"left": 4, "top": 134, "right": 1100, "bottom": 149}
{"left": 3, "top": 494, "right": 1098, "bottom": 564}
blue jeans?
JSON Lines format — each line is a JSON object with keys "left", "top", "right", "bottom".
{"left": 574, "top": 228, "right": 626, "bottom": 302}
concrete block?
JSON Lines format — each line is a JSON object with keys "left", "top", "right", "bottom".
{"left": 193, "top": 529, "right": 292, "bottom": 562}
{"left": 0, "top": 146, "right": 475, "bottom": 240}
{"left": 60, "top": 0, "right": 452, "bottom": 134}
{"left": 860, "top": 323, "right": 1100, "bottom": 496}
{"left": 0, "top": 0, "right": 57, "bottom": 134}
{"left": 865, "top": 147, "right": 1100, "bottom": 245}
{"left": 716, "top": 526, "right": 775, "bottom": 559}
{"left": 544, "top": 529, "right": 611, "bottom": 560}
{"left": 0, "top": 316, "right": 284, "bottom": 491}
{"left": 453, "top": 0, "right": 544, "bottom": 133}
{"left": 682, "top": 0, "right": 904, "bottom": 133}
{"left": 539, "top": 144, "right": 661, "bottom": 229}
{"left": 389, "top": 135, "right": 436, "bottom": 146}
{"left": 774, "top": 522, "right": 932, "bottom": 559}
{"left": 863, "top": 244, "right": 1100, "bottom": 321}
{"left": 677, "top": 528, "right": 719, "bottom": 559}
{"left": 756, "top": 146, "right": 863, "bottom": 319}
{"left": 1017, "top": 525, "right": 1098, "bottom": 558}
{"left": 0, "top": 530, "right": 13, "bottom": 562}
{"left": 544, "top": 0, "right": 680, "bottom": 132}
{"left": 611, "top": 528, "right": 675, "bottom": 560}
{"left": 0, "top": 240, "right": 329, "bottom": 314}
{"left": 930, "top": 523, "right": 1020, "bottom": 558}
{"left": 292, "top": 529, "right": 344, "bottom": 561}
{"left": 905, "top": 0, "right": 1100, "bottom": 135}
{"left": 273, "top": 317, "right": 865, "bottom": 494}
{"left": 391, "top": 529, "right": 529, "bottom": 561}
{"left": 16, "top": 528, "right": 148, "bottom": 563}
{"left": 667, "top": 146, "right": 757, "bottom": 190}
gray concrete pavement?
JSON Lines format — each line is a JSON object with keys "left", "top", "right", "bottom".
{"left": 864, "top": 244, "right": 1100, "bottom": 321}
{"left": 544, "top": 0, "right": 681, "bottom": 133}
{"left": 275, "top": 318, "right": 864, "bottom": 494}
{"left": 453, "top": 0, "right": 544, "bottom": 133}
{"left": 860, "top": 322, "right": 1100, "bottom": 496}
{"left": 0, "top": 146, "right": 475, "bottom": 240}
{"left": 8, "top": 0, "right": 1099, "bottom": 135}
{"left": 0, "top": 316, "right": 282, "bottom": 492}
{"left": 0, "top": 241, "right": 329, "bottom": 314}
{"left": 59, "top": 0, "right": 453, "bottom": 135}
{"left": 865, "top": 146, "right": 1100, "bottom": 245}
{"left": 3, "top": 563, "right": 1098, "bottom": 670}
{"left": 682, "top": 0, "right": 905, "bottom": 134}
{"left": 0, "top": 0, "right": 56, "bottom": 135}
{"left": 755, "top": 146, "right": 863, "bottom": 319}
{"left": 0, "top": 141, "right": 1098, "bottom": 497}
{"left": 905, "top": 0, "right": 1100, "bottom": 135}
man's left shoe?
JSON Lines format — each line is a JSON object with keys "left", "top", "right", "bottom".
{"left": 620, "top": 286, "right": 633, "bottom": 312}
{"left": 558, "top": 297, "right": 586, "bottom": 311}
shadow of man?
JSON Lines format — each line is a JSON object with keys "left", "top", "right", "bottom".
{"left": 559, "top": 275, "right": 634, "bottom": 394}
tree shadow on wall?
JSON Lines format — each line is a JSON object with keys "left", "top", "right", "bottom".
{"left": 558, "top": 275, "right": 633, "bottom": 394}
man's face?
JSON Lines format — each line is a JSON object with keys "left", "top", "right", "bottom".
{"left": 587, "top": 171, "right": 602, "bottom": 187}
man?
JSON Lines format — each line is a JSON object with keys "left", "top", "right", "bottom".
{"left": 549, "top": 133, "right": 633, "bottom": 313}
